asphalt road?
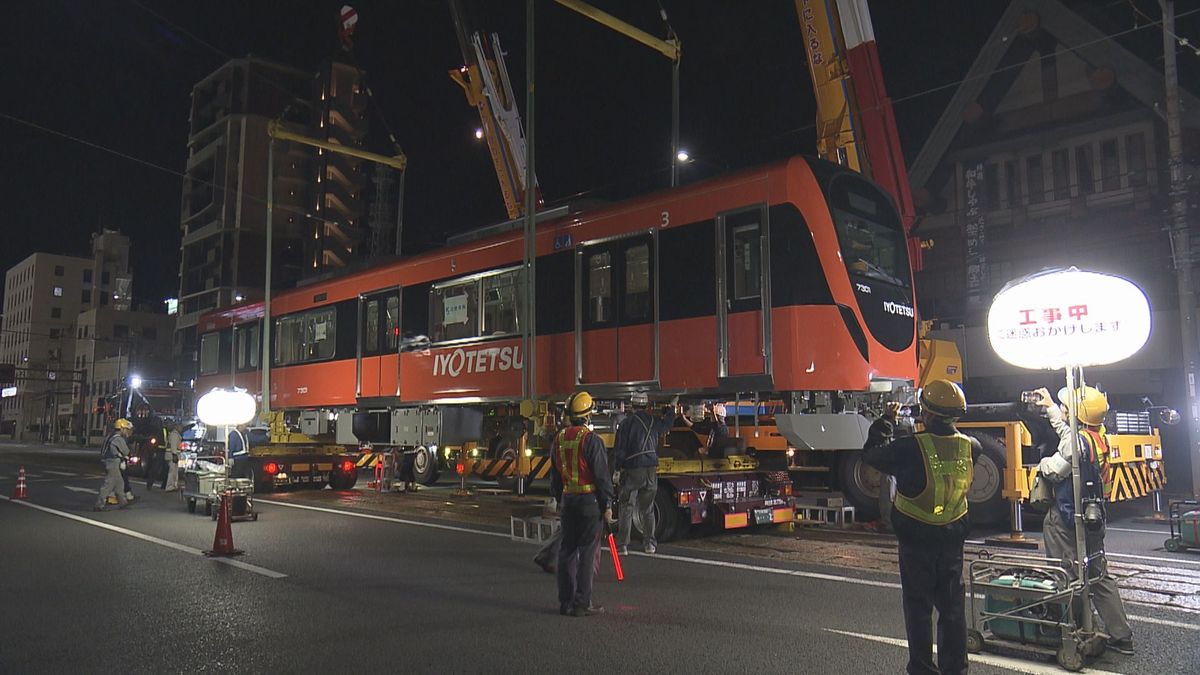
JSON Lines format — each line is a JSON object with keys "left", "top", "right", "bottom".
{"left": 1, "top": 446, "right": 1197, "bottom": 674}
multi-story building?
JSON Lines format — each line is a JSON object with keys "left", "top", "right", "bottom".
{"left": 176, "top": 56, "right": 369, "bottom": 379}
{"left": 908, "top": 0, "right": 1200, "bottom": 476}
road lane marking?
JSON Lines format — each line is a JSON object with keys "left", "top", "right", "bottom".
{"left": 64, "top": 486, "right": 99, "bottom": 494}
{"left": 1106, "top": 551, "right": 1200, "bottom": 567}
{"left": 0, "top": 495, "right": 287, "bottom": 579}
{"left": 823, "top": 629, "right": 1124, "bottom": 675}
{"left": 41, "top": 470, "right": 79, "bottom": 477}
{"left": 257, "top": 499, "right": 510, "bottom": 538}
{"left": 1107, "top": 527, "right": 1168, "bottom": 535}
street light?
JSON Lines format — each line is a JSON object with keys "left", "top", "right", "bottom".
{"left": 130, "top": 375, "right": 142, "bottom": 390}
{"left": 676, "top": 149, "right": 690, "bottom": 163}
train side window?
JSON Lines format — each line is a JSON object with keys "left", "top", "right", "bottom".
{"left": 199, "top": 333, "right": 220, "bottom": 375}
{"left": 624, "top": 243, "right": 651, "bottom": 320}
{"left": 275, "top": 307, "right": 336, "bottom": 364}
{"left": 430, "top": 280, "right": 479, "bottom": 343}
{"left": 236, "top": 329, "right": 247, "bottom": 370}
{"left": 365, "top": 299, "right": 379, "bottom": 354}
{"left": 589, "top": 251, "right": 612, "bottom": 323}
{"left": 385, "top": 296, "right": 399, "bottom": 350}
{"left": 247, "top": 324, "right": 259, "bottom": 368}
{"left": 732, "top": 223, "right": 761, "bottom": 300}
{"left": 482, "top": 269, "right": 522, "bottom": 336}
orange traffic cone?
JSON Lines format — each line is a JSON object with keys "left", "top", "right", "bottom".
{"left": 205, "top": 492, "right": 243, "bottom": 557}
{"left": 11, "top": 466, "right": 28, "bottom": 500}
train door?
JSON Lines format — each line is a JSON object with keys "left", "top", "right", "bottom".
{"left": 576, "top": 233, "right": 658, "bottom": 385}
{"left": 357, "top": 288, "right": 401, "bottom": 399}
{"left": 716, "top": 206, "right": 773, "bottom": 386}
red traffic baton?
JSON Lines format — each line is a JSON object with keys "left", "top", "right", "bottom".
{"left": 605, "top": 524, "right": 625, "bottom": 581}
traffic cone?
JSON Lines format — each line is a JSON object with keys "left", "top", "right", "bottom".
{"left": 205, "top": 492, "right": 243, "bottom": 557}
{"left": 11, "top": 466, "right": 28, "bottom": 500}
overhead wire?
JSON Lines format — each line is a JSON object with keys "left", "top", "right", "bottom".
{"left": 4, "top": 4, "right": 1199, "bottom": 231}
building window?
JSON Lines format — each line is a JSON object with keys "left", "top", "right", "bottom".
{"left": 54, "top": 265, "right": 64, "bottom": 277}
{"left": 1051, "top": 149, "right": 1070, "bottom": 200}
{"left": 142, "top": 327, "right": 157, "bottom": 340}
{"left": 1075, "top": 145, "right": 1095, "bottom": 194}
{"left": 51, "top": 307, "right": 62, "bottom": 319}
{"left": 83, "top": 269, "right": 92, "bottom": 283}
{"left": 81, "top": 290, "right": 91, "bottom": 304}
{"left": 1003, "top": 160, "right": 1019, "bottom": 207}
{"left": 101, "top": 271, "right": 110, "bottom": 285}
{"left": 1100, "top": 139, "right": 1120, "bottom": 191}
{"left": 53, "top": 287, "right": 63, "bottom": 297}
{"left": 1025, "top": 155, "right": 1044, "bottom": 204}
{"left": 1126, "top": 132, "right": 1147, "bottom": 188}
{"left": 113, "top": 325, "right": 129, "bottom": 339}
{"left": 49, "top": 328, "right": 60, "bottom": 339}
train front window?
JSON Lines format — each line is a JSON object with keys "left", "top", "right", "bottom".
{"left": 829, "top": 177, "right": 910, "bottom": 287}
{"left": 199, "top": 333, "right": 220, "bottom": 375}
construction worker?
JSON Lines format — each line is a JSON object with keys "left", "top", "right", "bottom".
{"left": 228, "top": 423, "right": 251, "bottom": 480}
{"left": 145, "top": 422, "right": 168, "bottom": 490}
{"left": 682, "top": 403, "right": 729, "bottom": 441}
{"left": 549, "top": 390, "right": 615, "bottom": 617}
{"left": 864, "top": 401, "right": 903, "bottom": 532}
{"left": 1033, "top": 386, "right": 1134, "bottom": 655}
{"left": 613, "top": 391, "right": 670, "bottom": 555}
{"left": 864, "top": 380, "right": 978, "bottom": 675}
{"left": 94, "top": 419, "right": 134, "bottom": 511}
{"left": 164, "top": 422, "right": 182, "bottom": 491}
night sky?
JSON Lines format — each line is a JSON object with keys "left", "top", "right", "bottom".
{"left": 4, "top": 1, "right": 1195, "bottom": 307}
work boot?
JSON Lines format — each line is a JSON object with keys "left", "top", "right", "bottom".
{"left": 534, "top": 556, "right": 555, "bottom": 574}
{"left": 559, "top": 604, "right": 571, "bottom": 616}
{"left": 571, "top": 604, "right": 604, "bottom": 617}
{"left": 1107, "top": 637, "right": 1135, "bottom": 655}
{"left": 617, "top": 545, "right": 628, "bottom": 556}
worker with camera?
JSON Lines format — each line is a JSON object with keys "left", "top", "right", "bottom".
{"left": 1032, "top": 386, "right": 1134, "bottom": 655}
{"left": 864, "top": 380, "right": 979, "bottom": 675}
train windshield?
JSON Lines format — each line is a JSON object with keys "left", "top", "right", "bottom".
{"left": 828, "top": 176, "right": 910, "bottom": 288}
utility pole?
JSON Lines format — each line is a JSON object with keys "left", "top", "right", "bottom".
{"left": 1161, "top": 0, "right": 1200, "bottom": 497}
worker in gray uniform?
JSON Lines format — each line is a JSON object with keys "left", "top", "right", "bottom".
{"left": 612, "top": 391, "right": 670, "bottom": 555}
{"left": 94, "top": 419, "right": 134, "bottom": 511}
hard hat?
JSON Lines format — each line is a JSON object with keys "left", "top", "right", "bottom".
{"left": 919, "top": 380, "right": 967, "bottom": 419}
{"left": 630, "top": 392, "right": 649, "bottom": 407}
{"left": 712, "top": 404, "right": 727, "bottom": 419}
{"left": 114, "top": 418, "right": 134, "bottom": 431}
{"left": 565, "top": 391, "right": 594, "bottom": 418}
{"left": 1057, "top": 386, "right": 1109, "bottom": 427}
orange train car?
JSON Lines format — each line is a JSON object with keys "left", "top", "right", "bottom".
{"left": 196, "top": 156, "right": 917, "bottom": 501}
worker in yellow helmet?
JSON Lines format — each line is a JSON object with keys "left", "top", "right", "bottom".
{"left": 1033, "top": 385, "right": 1133, "bottom": 655}
{"left": 864, "top": 380, "right": 979, "bottom": 675}
{"left": 94, "top": 418, "right": 135, "bottom": 511}
{"left": 549, "top": 390, "right": 614, "bottom": 617}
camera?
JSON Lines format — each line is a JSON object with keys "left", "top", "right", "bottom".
{"left": 1021, "top": 390, "right": 1042, "bottom": 405}
{"left": 1082, "top": 498, "right": 1104, "bottom": 531}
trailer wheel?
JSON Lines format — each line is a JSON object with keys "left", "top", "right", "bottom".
{"left": 413, "top": 446, "right": 441, "bottom": 485}
{"left": 961, "top": 432, "right": 1008, "bottom": 526}
{"left": 495, "top": 445, "right": 522, "bottom": 492}
{"left": 1165, "top": 537, "right": 1184, "bottom": 552}
{"left": 966, "top": 629, "right": 984, "bottom": 654}
{"left": 648, "top": 488, "right": 685, "bottom": 542}
{"left": 837, "top": 450, "right": 882, "bottom": 522}
{"left": 187, "top": 497, "right": 196, "bottom": 514}
{"left": 1056, "top": 644, "right": 1083, "bottom": 672}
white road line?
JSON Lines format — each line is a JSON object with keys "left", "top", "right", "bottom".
{"left": 1106, "top": 551, "right": 1200, "bottom": 566}
{"left": 40, "top": 470, "right": 78, "bottom": 477}
{"left": 823, "top": 629, "right": 1125, "bottom": 675}
{"left": 63, "top": 486, "right": 99, "bottom": 494}
{"left": 1107, "top": 527, "right": 1169, "bottom": 535}
{"left": 0, "top": 495, "right": 287, "bottom": 579}
{"left": 257, "top": 499, "right": 510, "bottom": 538}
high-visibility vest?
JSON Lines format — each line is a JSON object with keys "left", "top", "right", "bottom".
{"left": 554, "top": 426, "right": 596, "bottom": 495}
{"left": 894, "top": 432, "right": 973, "bottom": 526}
{"left": 1081, "top": 428, "right": 1112, "bottom": 496}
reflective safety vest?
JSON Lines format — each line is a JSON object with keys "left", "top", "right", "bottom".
{"left": 1081, "top": 429, "right": 1112, "bottom": 496}
{"left": 894, "top": 432, "right": 973, "bottom": 526}
{"left": 554, "top": 426, "right": 596, "bottom": 495}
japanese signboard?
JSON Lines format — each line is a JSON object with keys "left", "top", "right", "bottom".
{"left": 987, "top": 268, "right": 1151, "bottom": 370}
{"left": 963, "top": 163, "right": 987, "bottom": 305}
